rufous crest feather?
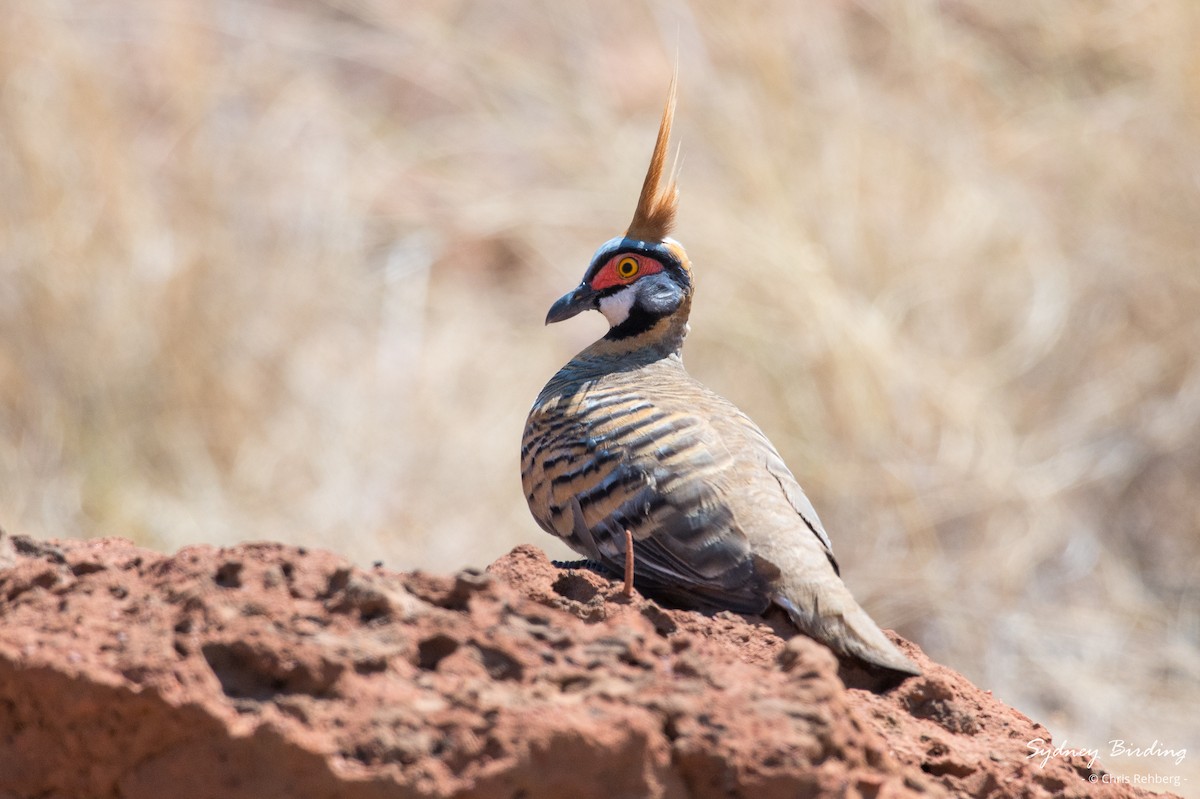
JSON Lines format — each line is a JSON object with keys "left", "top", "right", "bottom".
{"left": 626, "top": 71, "right": 679, "bottom": 242}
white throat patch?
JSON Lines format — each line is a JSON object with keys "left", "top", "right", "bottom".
{"left": 598, "top": 287, "right": 636, "bottom": 327}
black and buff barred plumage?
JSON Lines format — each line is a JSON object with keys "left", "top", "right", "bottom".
{"left": 520, "top": 75, "right": 919, "bottom": 676}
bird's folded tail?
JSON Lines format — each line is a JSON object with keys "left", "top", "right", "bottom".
{"left": 775, "top": 591, "right": 921, "bottom": 677}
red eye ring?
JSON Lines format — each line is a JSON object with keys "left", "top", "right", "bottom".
{"left": 590, "top": 252, "right": 662, "bottom": 290}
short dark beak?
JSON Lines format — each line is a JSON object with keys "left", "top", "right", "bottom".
{"left": 545, "top": 285, "right": 596, "bottom": 325}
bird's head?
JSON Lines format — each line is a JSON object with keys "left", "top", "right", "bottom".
{"left": 545, "top": 75, "right": 693, "bottom": 347}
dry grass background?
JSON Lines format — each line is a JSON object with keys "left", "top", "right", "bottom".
{"left": 2, "top": 0, "right": 1198, "bottom": 789}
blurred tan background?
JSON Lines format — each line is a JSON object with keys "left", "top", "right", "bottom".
{"left": 2, "top": 0, "right": 1197, "bottom": 789}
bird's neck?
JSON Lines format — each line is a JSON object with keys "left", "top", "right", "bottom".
{"left": 539, "top": 303, "right": 691, "bottom": 407}
{"left": 587, "top": 297, "right": 692, "bottom": 361}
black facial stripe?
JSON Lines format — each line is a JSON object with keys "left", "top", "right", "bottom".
{"left": 604, "top": 306, "right": 660, "bottom": 340}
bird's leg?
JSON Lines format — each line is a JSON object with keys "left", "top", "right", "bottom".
{"left": 623, "top": 528, "right": 635, "bottom": 598}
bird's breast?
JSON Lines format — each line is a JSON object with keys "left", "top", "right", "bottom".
{"left": 522, "top": 360, "right": 731, "bottom": 544}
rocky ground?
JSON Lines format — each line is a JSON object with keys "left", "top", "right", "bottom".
{"left": 0, "top": 532, "right": 1177, "bottom": 799}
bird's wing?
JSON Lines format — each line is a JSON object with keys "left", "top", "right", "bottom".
{"left": 710, "top": 400, "right": 841, "bottom": 573}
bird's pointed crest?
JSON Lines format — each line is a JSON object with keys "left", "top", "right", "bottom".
{"left": 626, "top": 71, "right": 679, "bottom": 242}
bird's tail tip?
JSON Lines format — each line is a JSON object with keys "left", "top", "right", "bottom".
{"left": 852, "top": 637, "right": 922, "bottom": 676}
{"left": 775, "top": 594, "right": 922, "bottom": 677}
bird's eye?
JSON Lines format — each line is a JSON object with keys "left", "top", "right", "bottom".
{"left": 616, "top": 256, "right": 640, "bottom": 279}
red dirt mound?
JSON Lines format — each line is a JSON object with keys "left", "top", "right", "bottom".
{"left": 0, "top": 533, "right": 1175, "bottom": 798}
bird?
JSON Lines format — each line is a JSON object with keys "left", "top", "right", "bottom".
{"left": 520, "top": 75, "right": 919, "bottom": 676}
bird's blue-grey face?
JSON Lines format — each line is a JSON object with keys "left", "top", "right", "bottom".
{"left": 545, "top": 236, "right": 693, "bottom": 340}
